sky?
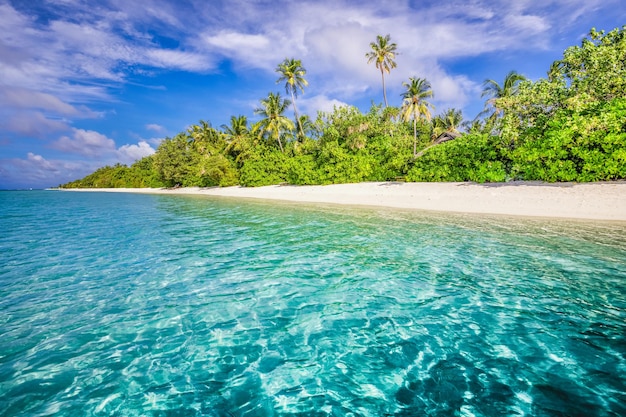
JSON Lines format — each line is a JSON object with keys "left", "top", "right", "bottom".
{"left": 0, "top": 0, "right": 623, "bottom": 189}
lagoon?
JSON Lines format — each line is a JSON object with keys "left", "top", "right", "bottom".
{"left": 1, "top": 190, "right": 625, "bottom": 416}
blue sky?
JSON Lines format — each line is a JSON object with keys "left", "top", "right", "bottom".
{"left": 0, "top": 0, "right": 623, "bottom": 189}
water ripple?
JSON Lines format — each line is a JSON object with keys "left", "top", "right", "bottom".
{"left": 0, "top": 191, "right": 625, "bottom": 416}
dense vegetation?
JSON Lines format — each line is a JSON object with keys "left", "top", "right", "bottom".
{"left": 61, "top": 27, "right": 626, "bottom": 188}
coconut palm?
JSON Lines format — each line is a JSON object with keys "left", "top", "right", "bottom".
{"left": 547, "top": 60, "right": 564, "bottom": 82}
{"left": 186, "top": 120, "right": 221, "bottom": 155}
{"left": 366, "top": 34, "right": 398, "bottom": 107}
{"left": 296, "top": 114, "right": 315, "bottom": 142}
{"left": 221, "top": 115, "right": 250, "bottom": 157}
{"left": 432, "top": 108, "right": 463, "bottom": 139}
{"left": 253, "top": 92, "right": 295, "bottom": 152}
{"left": 276, "top": 58, "right": 308, "bottom": 137}
{"left": 481, "top": 70, "right": 527, "bottom": 119}
{"left": 401, "top": 77, "right": 434, "bottom": 157}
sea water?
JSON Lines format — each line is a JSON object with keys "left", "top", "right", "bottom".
{"left": 0, "top": 190, "right": 624, "bottom": 416}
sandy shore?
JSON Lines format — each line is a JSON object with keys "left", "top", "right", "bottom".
{"left": 63, "top": 181, "right": 626, "bottom": 221}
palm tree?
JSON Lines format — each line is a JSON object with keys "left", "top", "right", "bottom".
{"left": 401, "top": 77, "right": 434, "bottom": 157}
{"left": 187, "top": 120, "right": 221, "bottom": 155}
{"left": 221, "top": 115, "right": 250, "bottom": 157}
{"left": 481, "top": 70, "right": 527, "bottom": 120}
{"left": 432, "top": 108, "right": 463, "bottom": 139}
{"left": 461, "top": 118, "right": 486, "bottom": 135}
{"left": 366, "top": 34, "right": 398, "bottom": 107}
{"left": 253, "top": 92, "right": 295, "bottom": 152}
{"left": 547, "top": 60, "right": 564, "bottom": 82}
{"left": 296, "top": 114, "right": 315, "bottom": 142}
{"left": 276, "top": 58, "right": 308, "bottom": 137}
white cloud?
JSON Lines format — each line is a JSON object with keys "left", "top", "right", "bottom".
{"left": 117, "top": 140, "right": 156, "bottom": 164}
{"left": 27, "top": 152, "right": 56, "bottom": 171}
{"left": 0, "top": 152, "right": 89, "bottom": 188}
{"left": 144, "top": 48, "right": 214, "bottom": 71}
{"left": 53, "top": 128, "right": 117, "bottom": 157}
{"left": 52, "top": 127, "right": 157, "bottom": 163}
{"left": 4, "top": 111, "right": 70, "bottom": 138}
{"left": 146, "top": 123, "right": 165, "bottom": 132}
{"left": 300, "top": 95, "right": 350, "bottom": 115}
{"left": 2, "top": 0, "right": 611, "bottom": 116}
{"left": 0, "top": 87, "right": 100, "bottom": 118}
{"left": 203, "top": 31, "right": 271, "bottom": 51}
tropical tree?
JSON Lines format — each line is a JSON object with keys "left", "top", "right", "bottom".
{"left": 432, "top": 108, "right": 463, "bottom": 139}
{"left": 556, "top": 26, "right": 626, "bottom": 103}
{"left": 461, "top": 118, "right": 487, "bottom": 135}
{"left": 401, "top": 77, "right": 434, "bottom": 157}
{"left": 276, "top": 58, "right": 308, "bottom": 137}
{"left": 253, "top": 92, "right": 295, "bottom": 152}
{"left": 366, "top": 34, "right": 398, "bottom": 107}
{"left": 296, "top": 114, "right": 316, "bottom": 142}
{"left": 153, "top": 133, "right": 197, "bottom": 187}
{"left": 221, "top": 115, "right": 251, "bottom": 158}
{"left": 480, "top": 70, "right": 527, "bottom": 120}
{"left": 186, "top": 119, "right": 225, "bottom": 156}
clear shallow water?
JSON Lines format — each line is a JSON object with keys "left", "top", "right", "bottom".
{"left": 0, "top": 190, "right": 625, "bottom": 417}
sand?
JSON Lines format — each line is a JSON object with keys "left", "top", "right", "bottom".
{"left": 63, "top": 181, "right": 626, "bottom": 221}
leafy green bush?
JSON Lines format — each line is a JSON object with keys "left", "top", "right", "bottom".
{"left": 511, "top": 98, "right": 626, "bottom": 182}
{"left": 407, "top": 133, "right": 508, "bottom": 182}
{"left": 196, "top": 154, "right": 239, "bottom": 187}
{"left": 239, "top": 148, "right": 289, "bottom": 186}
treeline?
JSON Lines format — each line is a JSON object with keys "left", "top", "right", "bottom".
{"left": 61, "top": 27, "right": 626, "bottom": 189}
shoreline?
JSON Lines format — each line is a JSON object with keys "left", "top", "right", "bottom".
{"left": 60, "top": 181, "right": 626, "bottom": 221}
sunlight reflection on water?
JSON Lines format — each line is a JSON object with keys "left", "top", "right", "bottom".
{"left": 0, "top": 191, "right": 625, "bottom": 416}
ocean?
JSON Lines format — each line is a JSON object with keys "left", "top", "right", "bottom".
{"left": 1, "top": 190, "right": 625, "bottom": 416}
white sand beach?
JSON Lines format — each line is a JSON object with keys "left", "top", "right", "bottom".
{"left": 64, "top": 181, "right": 626, "bottom": 221}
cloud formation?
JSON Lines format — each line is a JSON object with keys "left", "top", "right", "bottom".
{"left": 0, "top": 0, "right": 620, "bottom": 188}
{"left": 53, "top": 129, "right": 117, "bottom": 157}
{"left": 117, "top": 141, "right": 156, "bottom": 164}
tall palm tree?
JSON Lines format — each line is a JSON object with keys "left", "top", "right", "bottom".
{"left": 366, "top": 34, "right": 398, "bottom": 107}
{"left": 401, "top": 77, "right": 434, "bottom": 157}
{"left": 481, "top": 70, "right": 527, "bottom": 120}
{"left": 253, "top": 92, "right": 295, "bottom": 152}
{"left": 276, "top": 58, "right": 308, "bottom": 137}
{"left": 221, "top": 115, "right": 250, "bottom": 157}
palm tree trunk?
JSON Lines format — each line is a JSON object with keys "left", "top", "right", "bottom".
{"left": 291, "top": 90, "right": 304, "bottom": 140}
{"left": 413, "top": 117, "right": 417, "bottom": 157}
{"left": 380, "top": 67, "right": 388, "bottom": 107}
{"left": 275, "top": 132, "right": 284, "bottom": 153}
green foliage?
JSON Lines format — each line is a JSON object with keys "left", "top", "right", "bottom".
{"left": 60, "top": 156, "right": 165, "bottom": 189}
{"left": 556, "top": 26, "right": 626, "bottom": 103}
{"left": 196, "top": 154, "right": 239, "bottom": 187}
{"left": 253, "top": 92, "right": 295, "bottom": 152}
{"left": 407, "top": 133, "right": 508, "bottom": 183}
{"left": 432, "top": 109, "right": 463, "bottom": 138}
{"left": 511, "top": 98, "right": 626, "bottom": 182}
{"left": 284, "top": 154, "right": 322, "bottom": 185}
{"left": 239, "top": 147, "right": 289, "bottom": 186}
{"left": 152, "top": 134, "right": 198, "bottom": 187}
{"left": 126, "top": 156, "right": 166, "bottom": 188}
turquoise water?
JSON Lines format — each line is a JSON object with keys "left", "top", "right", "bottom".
{"left": 1, "top": 190, "right": 625, "bottom": 416}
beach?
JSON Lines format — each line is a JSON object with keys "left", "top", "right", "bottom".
{"left": 63, "top": 181, "right": 626, "bottom": 221}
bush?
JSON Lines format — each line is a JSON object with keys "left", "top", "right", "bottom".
{"left": 407, "top": 133, "right": 508, "bottom": 182}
